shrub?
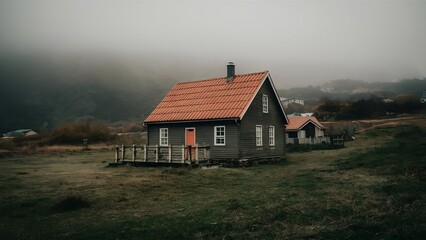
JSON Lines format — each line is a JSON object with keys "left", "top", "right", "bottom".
{"left": 52, "top": 195, "right": 90, "bottom": 212}
{"left": 47, "top": 121, "right": 115, "bottom": 145}
{"left": 162, "top": 167, "right": 191, "bottom": 175}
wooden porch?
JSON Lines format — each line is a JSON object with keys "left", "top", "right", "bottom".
{"left": 113, "top": 144, "right": 210, "bottom": 165}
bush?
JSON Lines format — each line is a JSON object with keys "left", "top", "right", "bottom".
{"left": 47, "top": 121, "right": 115, "bottom": 145}
{"left": 52, "top": 195, "right": 90, "bottom": 212}
{"left": 287, "top": 143, "right": 342, "bottom": 152}
{"left": 162, "top": 167, "right": 191, "bottom": 175}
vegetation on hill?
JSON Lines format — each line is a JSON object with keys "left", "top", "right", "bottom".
{"left": 0, "top": 120, "right": 116, "bottom": 149}
{"left": 278, "top": 78, "right": 426, "bottom": 101}
{"left": 315, "top": 95, "right": 424, "bottom": 120}
{"left": 47, "top": 121, "right": 114, "bottom": 145}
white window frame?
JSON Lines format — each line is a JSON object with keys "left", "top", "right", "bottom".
{"left": 256, "top": 125, "right": 263, "bottom": 146}
{"left": 159, "top": 128, "right": 168, "bottom": 146}
{"left": 269, "top": 126, "right": 275, "bottom": 146}
{"left": 262, "top": 94, "right": 268, "bottom": 113}
{"left": 214, "top": 126, "right": 226, "bottom": 146}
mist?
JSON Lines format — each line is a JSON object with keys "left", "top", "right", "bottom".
{"left": 1, "top": 0, "right": 425, "bottom": 88}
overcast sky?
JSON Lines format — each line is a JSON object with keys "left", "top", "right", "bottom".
{"left": 1, "top": 0, "right": 425, "bottom": 88}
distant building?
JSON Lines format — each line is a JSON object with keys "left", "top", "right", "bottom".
{"left": 2, "top": 129, "right": 38, "bottom": 138}
{"left": 320, "top": 87, "right": 334, "bottom": 93}
{"left": 285, "top": 116, "right": 327, "bottom": 145}
{"left": 352, "top": 87, "right": 370, "bottom": 94}
{"left": 421, "top": 90, "right": 426, "bottom": 103}
{"left": 288, "top": 113, "right": 314, "bottom": 117}
{"left": 280, "top": 97, "right": 305, "bottom": 107}
{"left": 382, "top": 98, "right": 394, "bottom": 103}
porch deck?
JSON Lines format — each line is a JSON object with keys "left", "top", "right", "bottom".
{"left": 113, "top": 144, "right": 210, "bottom": 165}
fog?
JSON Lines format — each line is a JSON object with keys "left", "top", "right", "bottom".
{"left": 1, "top": 0, "right": 426, "bottom": 87}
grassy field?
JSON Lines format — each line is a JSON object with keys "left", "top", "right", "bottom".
{"left": 0, "top": 122, "right": 425, "bottom": 239}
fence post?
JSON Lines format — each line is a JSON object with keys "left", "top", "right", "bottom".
{"left": 168, "top": 145, "right": 172, "bottom": 163}
{"left": 195, "top": 144, "right": 199, "bottom": 164}
{"left": 143, "top": 145, "right": 147, "bottom": 162}
{"left": 155, "top": 145, "right": 159, "bottom": 163}
{"left": 132, "top": 144, "right": 136, "bottom": 162}
{"left": 207, "top": 145, "right": 210, "bottom": 159}
{"left": 115, "top": 145, "right": 119, "bottom": 163}
{"left": 181, "top": 145, "right": 185, "bottom": 163}
{"left": 188, "top": 145, "right": 192, "bottom": 165}
{"left": 121, "top": 144, "right": 125, "bottom": 162}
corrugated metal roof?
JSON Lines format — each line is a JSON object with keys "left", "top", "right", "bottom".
{"left": 144, "top": 71, "right": 268, "bottom": 123}
{"left": 286, "top": 116, "right": 325, "bottom": 131}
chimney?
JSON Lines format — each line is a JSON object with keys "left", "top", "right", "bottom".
{"left": 226, "top": 62, "right": 235, "bottom": 82}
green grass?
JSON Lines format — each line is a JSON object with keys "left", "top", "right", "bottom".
{"left": 0, "top": 124, "right": 425, "bottom": 239}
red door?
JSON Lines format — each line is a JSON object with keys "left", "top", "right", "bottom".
{"left": 185, "top": 128, "right": 196, "bottom": 160}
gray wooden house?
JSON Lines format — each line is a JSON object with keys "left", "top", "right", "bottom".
{"left": 144, "top": 63, "right": 289, "bottom": 161}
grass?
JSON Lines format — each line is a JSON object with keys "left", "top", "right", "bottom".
{"left": 0, "top": 121, "right": 425, "bottom": 239}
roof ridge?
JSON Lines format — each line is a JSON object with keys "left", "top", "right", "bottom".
{"left": 175, "top": 70, "right": 268, "bottom": 85}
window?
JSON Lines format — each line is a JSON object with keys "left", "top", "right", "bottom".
{"left": 269, "top": 126, "right": 275, "bottom": 146}
{"left": 262, "top": 94, "right": 268, "bottom": 113}
{"left": 256, "top": 125, "right": 262, "bottom": 146}
{"left": 160, "top": 128, "right": 168, "bottom": 146}
{"left": 214, "top": 126, "right": 225, "bottom": 146}
{"left": 288, "top": 132, "right": 297, "bottom": 138}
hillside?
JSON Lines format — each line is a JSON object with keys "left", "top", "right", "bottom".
{"left": 278, "top": 78, "right": 426, "bottom": 101}
{"left": 0, "top": 54, "right": 176, "bottom": 133}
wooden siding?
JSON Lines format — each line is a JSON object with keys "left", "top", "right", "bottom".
{"left": 147, "top": 120, "right": 239, "bottom": 159}
{"left": 239, "top": 77, "right": 286, "bottom": 158}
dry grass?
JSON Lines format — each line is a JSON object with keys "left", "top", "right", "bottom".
{"left": 0, "top": 117, "right": 425, "bottom": 239}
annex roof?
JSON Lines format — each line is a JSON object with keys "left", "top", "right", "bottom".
{"left": 286, "top": 116, "right": 325, "bottom": 131}
{"left": 144, "top": 71, "right": 288, "bottom": 124}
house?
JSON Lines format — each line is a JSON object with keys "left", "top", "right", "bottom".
{"left": 143, "top": 63, "right": 289, "bottom": 161}
{"left": 288, "top": 112, "right": 314, "bottom": 117}
{"left": 320, "top": 87, "right": 334, "bottom": 93}
{"left": 2, "top": 129, "right": 38, "bottom": 138}
{"left": 285, "top": 116, "right": 327, "bottom": 145}
{"left": 421, "top": 90, "right": 426, "bottom": 103}
{"left": 382, "top": 98, "right": 394, "bottom": 103}
{"left": 280, "top": 97, "right": 305, "bottom": 107}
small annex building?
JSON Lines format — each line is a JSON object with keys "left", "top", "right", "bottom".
{"left": 2, "top": 129, "right": 38, "bottom": 138}
{"left": 421, "top": 90, "right": 426, "bottom": 103}
{"left": 285, "top": 116, "right": 327, "bottom": 145}
{"left": 144, "top": 63, "right": 289, "bottom": 161}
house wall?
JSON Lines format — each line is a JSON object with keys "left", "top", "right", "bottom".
{"left": 239, "top": 77, "right": 286, "bottom": 158}
{"left": 315, "top": 128, "right": 324, "bottom": 137}
{"left": 298, "top": 130, "right": 306, "bottom": 138}
{"left": 147, "top": 120, "right": 240, "bottom": 159}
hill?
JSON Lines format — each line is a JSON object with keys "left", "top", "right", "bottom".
{"left": 0, "top": 54, "right": 179, "bottom": 133}
{"left": 278, "top": 78, "right": 426, "bottom": 100}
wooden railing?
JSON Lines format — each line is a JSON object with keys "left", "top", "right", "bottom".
{"left": 114, "top": 144, "right": 210, "bottom": 164}
{"left": 286, "top": 137, "right": 330, "bottom": 145}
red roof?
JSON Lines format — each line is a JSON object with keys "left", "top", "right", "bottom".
{"left": 144, "top": 71, "right": 284, "bottom": 123}
{"left": 286, "top": 116, "right": 325, "bottom": 131}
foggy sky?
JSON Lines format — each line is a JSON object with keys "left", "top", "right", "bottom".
{"left": 1, "top": 0, "right": 426, "bottom": 88}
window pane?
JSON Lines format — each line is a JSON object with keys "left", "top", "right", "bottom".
{"left": 214, "top": 126, "right": 225, "bottom": 145}
{"left": 262, "top": 95, "right": 268, "bottom": 113}
{"left": 160, "top": 128, "right": 168, "bottom": 146}
{"left": 269, "top": 126, "right": 275, "bottom": 146}
{"left": 256, "top": 125, "right": 262, "bottom": 146}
